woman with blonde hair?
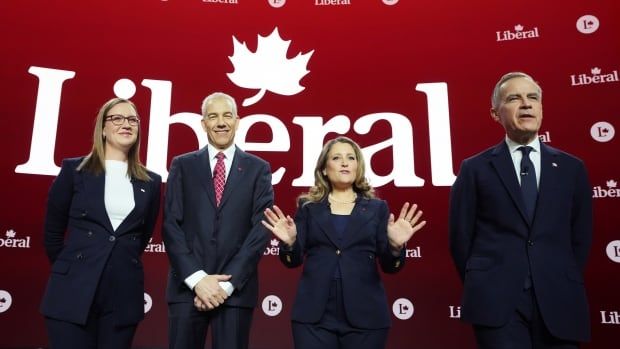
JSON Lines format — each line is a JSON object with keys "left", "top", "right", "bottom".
{"left": 41, "top": 98, "right": 161, "bottom": 348}
{"left": 262, "top": 136, "right": 426, "bottom": 349}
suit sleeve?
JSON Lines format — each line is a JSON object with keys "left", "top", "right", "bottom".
{"left": 449, "top": 159, "right": 477, "bottom": 281}
{"left": 140, "top": 173, "right": 162, "bottom": 253}
{"left": 162, "top": 157, "right": 203, "bottom": 281}
{"left": 571, "top": 160, "right": 593, "bottom": 270}
{"left": 279, "top": 199, "right": 307, "bottom": 268}
{"left": 222, "top": 161, "right": 274, "bottom": 291}
{"left": 378, "top": 200, "right": 406, "bottom": 274}
{"left": 43, "top": 158, "right": 75, "bottom": 263}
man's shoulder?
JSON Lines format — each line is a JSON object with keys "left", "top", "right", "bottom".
{"left": 172, "top": 148, "right": 205, "bottom": 163}
{"left": 461, "top": 143, "right": 502, "bottom": 165}
{"left": 236, "top": 148, "right": 270, "bottom": 167}
{"left": 542, "top": 143, "right": 583, "bottom": 162}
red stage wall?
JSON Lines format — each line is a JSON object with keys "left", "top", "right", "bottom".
{"left": 1, "top": 1, "right": 618, "bottom": 348}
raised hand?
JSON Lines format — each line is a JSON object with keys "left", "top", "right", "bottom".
{"left": 261, "top": 205, "right": 297, "bottom": 247}
{"left": 387, "top": 202, "right": 426, "bottom": 252}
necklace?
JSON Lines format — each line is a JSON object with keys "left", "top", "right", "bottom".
{"left": 328, "top": 193, "right": 356, "bottom": 204}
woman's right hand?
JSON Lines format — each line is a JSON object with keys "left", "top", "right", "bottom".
{"left": 261, "top": 205, "right": 297, "bottom": 247}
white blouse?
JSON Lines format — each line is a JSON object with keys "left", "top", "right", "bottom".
{"left": 104, "top": 160, "right": 135, "bottom": 231}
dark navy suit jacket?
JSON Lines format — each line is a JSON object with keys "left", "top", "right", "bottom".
{"left": 280, "top": 197, "right": 405, "bottom": 329}
{"left": 163, "top": 146, "right": 273, "bottom": 308}
{"left": 41, "top": 157, "right": 162, "bottom": 326}
{"left": 449, "top": 141, "right": 592, "bottom": 342}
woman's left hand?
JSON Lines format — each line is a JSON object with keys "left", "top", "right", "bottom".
{"left": 387, "top": 202, "right": 426, "bottom": 253}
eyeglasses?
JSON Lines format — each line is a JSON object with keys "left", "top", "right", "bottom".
{"left": 105, "top": 114, "right": 140, "bottom": 126}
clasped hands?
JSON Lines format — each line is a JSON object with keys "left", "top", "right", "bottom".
{"left": 193, "top": 274, "right": 231, "bottom": 311}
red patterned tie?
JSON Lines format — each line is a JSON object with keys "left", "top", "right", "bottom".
{"left": 213, "top": 152, "right": 226, "bottom": 206}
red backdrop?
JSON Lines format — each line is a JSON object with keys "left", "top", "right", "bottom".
{"left": 1, "top": 1, "right": 618, "bottom": 348}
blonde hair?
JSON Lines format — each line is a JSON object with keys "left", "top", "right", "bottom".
{"left": 299, "top": 136, "right": 374, "bottom": 204}
{"left": 77, "top": 98, "right": 151, "bottom": 181}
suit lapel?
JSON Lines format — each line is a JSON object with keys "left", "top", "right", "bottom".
{"left": 341, "top": 198, "right": 374, "bottom": 248}
{"left": 218, "top": 148, "right": 244, "bottom": 209}
{"left": 82, "top": 171, "right": 115, "bottom": 234}
{"left": 195, "top": 147, "right": 217, "bottom": 208}
{"left": 531, "top": 143, "right": 560, "bottom": 233}
{"left": 308, "top": 200, "right": 341, "bottom": 248}
{"left": 489, "top": 141, "right": 531, "bottom": 226}
{"left": 114, "top": 179, "right": 150, "bottom": 235}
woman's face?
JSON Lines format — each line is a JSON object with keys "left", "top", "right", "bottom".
{"left": 323, "top": 142, "right": 358, "bottom": 190}
{"left": 102, "top": 102, "right": 139, "bottom": 154}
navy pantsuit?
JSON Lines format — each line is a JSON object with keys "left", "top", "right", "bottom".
{"left": 280, "top": 197, "right": 405, "bottom": 348}
{"left": 41, "top": 157, "right": 162, "bottom": 348}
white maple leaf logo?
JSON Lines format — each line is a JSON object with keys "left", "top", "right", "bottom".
{"left": 227, "top": 27, "right": 314, "bottom": 107}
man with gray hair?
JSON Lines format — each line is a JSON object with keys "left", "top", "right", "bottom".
{"left": 449, "top": 72, "right": 592, "bottom": 348}
{"left": 163, "top": 92, "right": 274, "bottom": 349}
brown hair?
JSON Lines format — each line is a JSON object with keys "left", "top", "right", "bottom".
{"left": 77, "top": 98, "right": 151, "bottom": 181}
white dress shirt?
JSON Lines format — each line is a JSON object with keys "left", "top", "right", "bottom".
{"left": 505, "top": 136, "right": 541, "bottom": 188}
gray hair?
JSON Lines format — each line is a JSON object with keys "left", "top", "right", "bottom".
{"left": 491, "top": 72, "right": 542, "bottom": 109}
{"left": 201, "top": 92, "right": 238, "bottom": 117}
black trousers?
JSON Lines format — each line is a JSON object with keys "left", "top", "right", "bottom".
{"left": 168, "top": 303, "right": 254, "bottom": 349}
{"left": 292, "top": 279, "right": 389, "bottom": 349}
{"left": 45, "top": 269, "right": 137, "bottom": 349}
{"left": 474, "top": 288, "right": 580, "bottom": 349}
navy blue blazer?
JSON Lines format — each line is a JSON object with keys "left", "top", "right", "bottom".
{"left": 280, "top": 197, "right": 405, "bottom": 329}
{"left": 41, "top": 157, "right": 162, "bottom": 326}
{"left": 449, "top": 141, "right": 592, "bottom": 342}
{"left": 163, "top": 146, "right": 273, "bottom": 308}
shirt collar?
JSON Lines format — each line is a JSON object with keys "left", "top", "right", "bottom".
{"left": 505, "top": 135, "right": 540, "bottom": 154}
{"left": 207, "top": 143, "right": 236, "bottom": 160}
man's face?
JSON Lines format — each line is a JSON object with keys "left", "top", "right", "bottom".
{"left": 201, "top": 97, "right": 239, "bottom": 150}
{"left": 491, "top": 77, "right": 543, "bottom": 144}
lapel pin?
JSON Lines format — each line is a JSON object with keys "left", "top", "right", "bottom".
{"left": 140, "top": 188, "right": 146, "bottom": 192}
{"left": 552, "top": 162, "right": 558, "bottom": 167}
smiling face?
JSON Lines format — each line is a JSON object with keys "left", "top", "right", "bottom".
{"left": 103, "top": 102, "right": 139, "bottom": 155}
{"left": 323, "top": 141, "right": 359, "bottom": 190}
{"left": 491, "top": 76, "right": 543, "bottom": 144}
{"left": 201, "top": 96, "right": 239, "bottom": 150}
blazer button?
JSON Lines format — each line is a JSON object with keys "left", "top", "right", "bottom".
{"left": 81, "top": 210, "right": 87, "bottom": 217}
{"left": 109, "top": 236, "right": 116, "bottom": 242}
{"left": 76, "top": 253, "right": 83, "bottom": 260}
{"left": 527, "top": 240, "right": 534, "bottom": 247}
{"left": 87, "top": 231, "right": 93, "bottom": 237}
{"left": 336, "top": 249, "right": 341, "bottom": 255}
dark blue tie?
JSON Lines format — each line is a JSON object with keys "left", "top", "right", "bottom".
{"left": 518, "top": 146, "right": 538, "bottom": 222}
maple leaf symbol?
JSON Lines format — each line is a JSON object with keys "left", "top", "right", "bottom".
{"left": 6, "top": 229, "right": 16, "bottom": 238}
{"left": 227, "top": 27, "right": 314, "bottom": 107}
